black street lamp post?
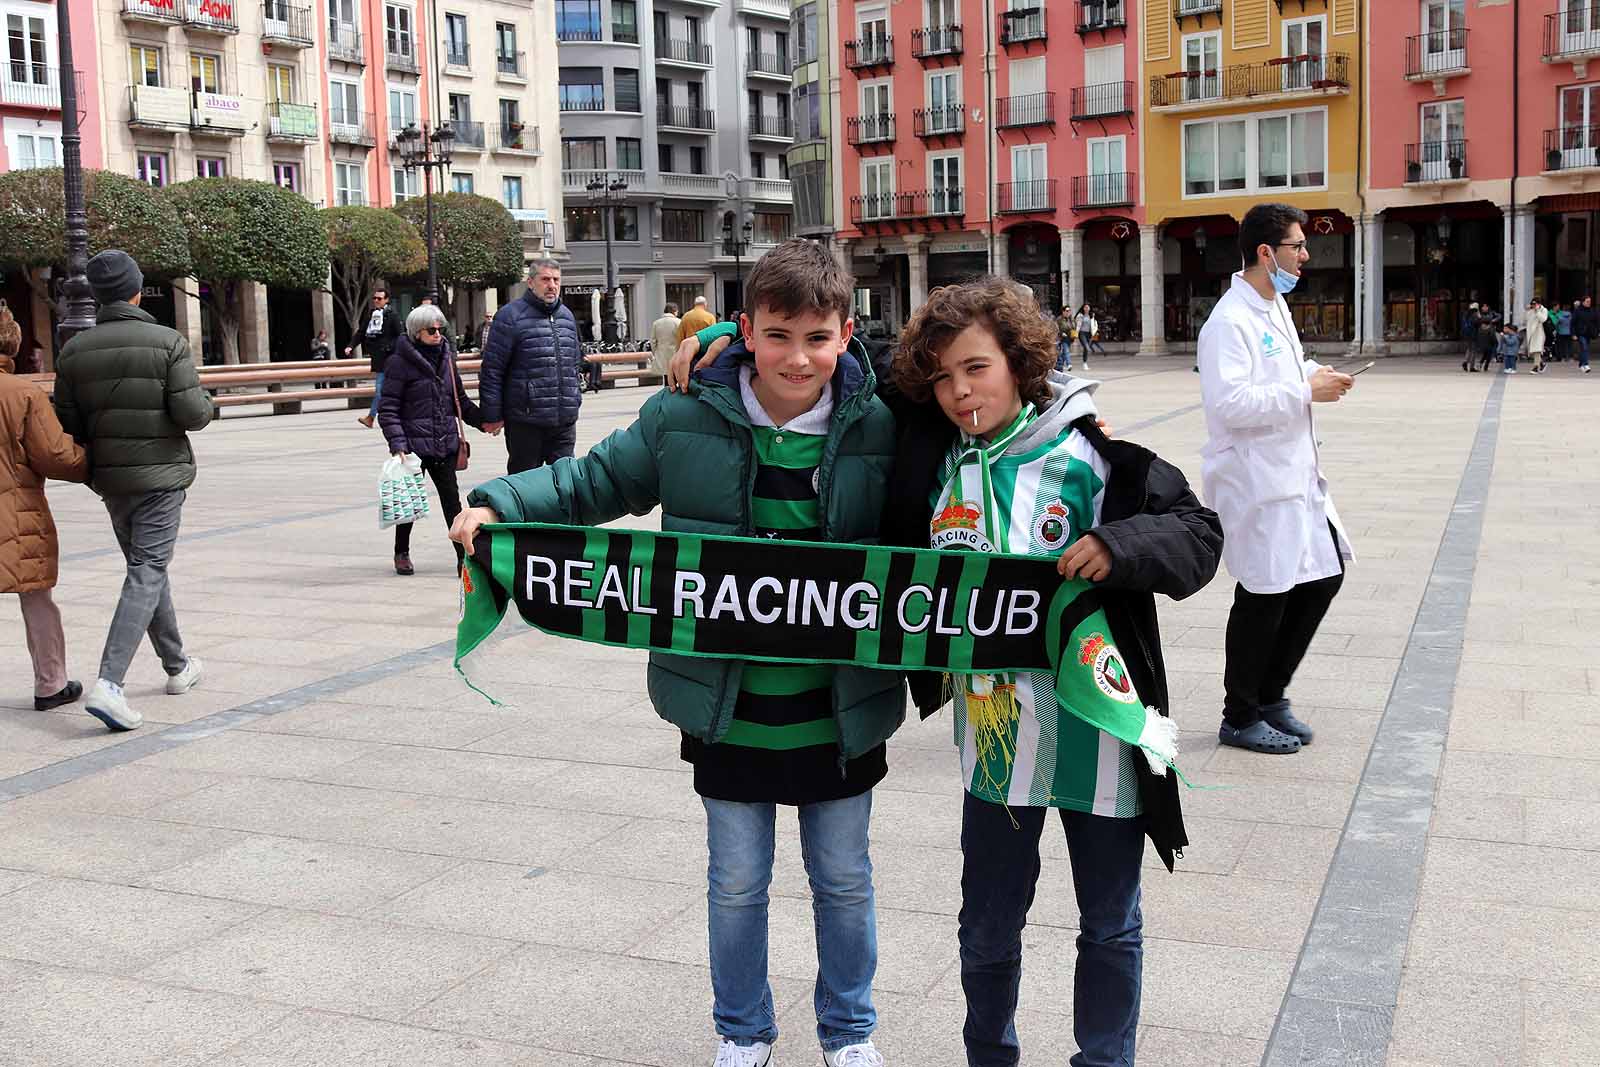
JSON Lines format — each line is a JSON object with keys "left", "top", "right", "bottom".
{"left": 586, "top": 173, "right": 628, "bottom": 342}
{"left": 724, "top": 216, "right": 753, "bottom": 315}
{"left": 395, "top": 121, "right": 456, "bottom": 303}
{"left": 55, "top": 0, "right": 95, "bottom": 346}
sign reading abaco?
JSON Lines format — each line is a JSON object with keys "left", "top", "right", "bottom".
{"left": 195, "top": 92, "right": 246, "bottom": 130}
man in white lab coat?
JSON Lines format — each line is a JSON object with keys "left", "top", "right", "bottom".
{"left": 1197, "top": 204, "right": 1356, "bottom": 755}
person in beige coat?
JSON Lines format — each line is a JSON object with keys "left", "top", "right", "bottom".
{"left": 0, "top": 305, "right": 89, "bottom": 709}
{"left": 1525, "top": 300, "right": 1548, "bottom": 374}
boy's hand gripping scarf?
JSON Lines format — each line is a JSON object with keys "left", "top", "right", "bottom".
{"left": 456, "top": 522, "right": 1178, "bottom": 775}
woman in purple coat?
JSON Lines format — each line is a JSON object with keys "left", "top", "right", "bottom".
{"left": 378, "top": 304, "right": 487, "bottom": 575}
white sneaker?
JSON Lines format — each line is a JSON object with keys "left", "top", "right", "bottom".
{"left": 713, "top": 1040, "right": 772, "bottom": 1067}
{"left": 1503, "top": 368, "right": 1516, "bottom": 374}
{"left": 165, "top": 656, "right": 204, "bottom": 695}
{"left": 823, "top": 1041, "right": 884, "bottom": 1067}
{"left": 85, "top": 679, "right": 142, "bottom": 732}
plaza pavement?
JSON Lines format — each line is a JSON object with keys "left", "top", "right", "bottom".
{"left": 0, "top": 356, "right": 1596, "bottom": 1066}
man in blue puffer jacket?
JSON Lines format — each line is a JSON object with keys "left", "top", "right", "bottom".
{"left": 479, "top": 258, "right": 584, "bottom": 474}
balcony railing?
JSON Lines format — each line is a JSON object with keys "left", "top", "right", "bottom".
{"left": 262, "top": 2, "right": 313, "bottom": 45}
{"left": 451, "top": 118, "right": 486, "bottom": 148}
{"left": 265, "top": 101, "right": 318, "bottom": 141}
{"left": 1072, "top": 171, "right": 1134, "bottom": 209}
{"left": 612, "top": 23, "right": 639, "bottom": 43}
{"left": 1071, "top": 80, "right": 1133, "bottom": 119}
{"left": 658, "top": 105, "right": 716, "bottom": 130}
{"left": 737, "top": 0, "right": 790, "bottom": 19}
{"left": 747, "top": 177, "right": 791, "bottom": 201}
{"left": 498, "top": 51, "right": 526, "bottom": 77}
{"left": 444, "top": 44, "right": 470, "bottom": 67}
{"left": 662, "top": 172, "right": 723, "bottom": 196}
{"left": 844, "top": 36, "right": 893, "bottom": 69}
{"left": 121, "top": 0, "right": 181, "bottom": 24}
{"left": 657, "top": 38, "right": 713, "bottom": 65}
{"left": 1545, "top": 12, "right": 1600, "bottom": 61}
{"left": 847, "top": 113, "right": 895, "bottom": 145}
{"left": 752, "top": 114, "right": 793, "bottom": 139}
{"left": 334, "top": 189, "right": 368, "bottom": 206}
{"left": 560, "top": 89, "right": 605, "bottom": 111}
{"left": 184, "top": 0, "right": 239, "bottom": 33}
{"left": 911, "top": 24, "right": 962, "bottom": 58}
{"left": 328, "top": 110, "right": 377, "bottom": 147}
{"left": 1176, "top": 0, "right": 1222, "bottom": 17}
{"left": 1150, "top": 53, "right": 1350, "bottom": 108}
{"left": 1405, "top": 29, "right": 1468, "bottom": 78}
{"left": 914, "top": 105, "right": 964, "bottom": 137}
{"left": 1076, "top": 0, "right": 1125, "bottom": 33}
{"left": 127, "top": 85, "right": 192, "bottom": 129}
{"left": 996, "top": 91, "right": 1054, "bottom": 127}
{"left": 1405, "top": 140, "right": 1468, "bottom": 182}
{"left": 850, "top": 189, "right": 964, "bottom": 223}
{"left": 747, "top": 51, "right": 791, "bottom": 76}
{"left": 557, "top": 26, "right": 602, "bottom": 41}
{"left": 1000, "top": 8, "right": 1046, "bottom": 45}
{"left": 386, "top": 45, "right": 420, "bottom": 74}
{"left": 0, "top": 65, "right": 62, "bottom": 108}
{"left": 997, "top": 179, "right": 1057, "bottom": 214}
{"left": 328, "top": 23, "right": 363, "bottom": 62}
{"left": 563, "top": 168, "right": 646, "bottom": 193}
{"left": 494, "top": 122, "right": 538, "bottom": 152}
{"left": 1544, "top": 126, "right": 1600, "bottom": 171}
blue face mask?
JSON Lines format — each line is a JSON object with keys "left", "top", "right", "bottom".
{"left": 1268, "top": 248, "right": 1300, "bottom": 295}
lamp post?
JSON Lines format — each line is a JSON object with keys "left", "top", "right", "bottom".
{"left": 395, "top": 121, "right": 456, "bottom": 303}
{"left": 585, "top": 173, "right": 628, "bottom": 341}
{"left": 54, "top": 0, "right": 95, "bottom": 346}
{"left": 723, "top": 215, "right": 753, "bottom": 314}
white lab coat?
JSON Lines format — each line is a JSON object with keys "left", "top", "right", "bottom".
{"left": 1196, "top": 272, "right": 1352, "bottom": 595}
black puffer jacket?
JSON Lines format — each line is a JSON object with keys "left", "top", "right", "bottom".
{"left": 378, "top": 336, "right": 482, "bottom": 460}
{"left": 349, "top": 305, "right": 403, "bottom": 373}
{"left": 883, "top": 399, "right": 1223, "bottom": 872}
{"left": 52, "top": 301, "right": 212, "bottom": 495}
{"left": 479, "top": 290, "right": 582, "bottom": 427}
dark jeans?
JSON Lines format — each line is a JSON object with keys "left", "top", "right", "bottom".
{"left": 1578, "top": 335, "right": 1591, "bottom": 368}
{"left": 505, "top": 419, "right": 578, "bottom": 475}
{"left": 959, "top": 792, "right": 1144, "bottom": 1067}
{"left": 1555, "top": 335, "right": 1570, "bottom": 361}
{"left": 1222, "top": 527, "right": 1345, "bottom": 728}
{"left": 394, "top": 455, "right": 463, "bottom": 561}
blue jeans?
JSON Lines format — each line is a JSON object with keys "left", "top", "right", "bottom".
{"left": 1504, "top": 347, "right": 1518, "bottom": 371}
{"left": 705, "top": 793, "right": 878, "bottom": 1052}
{"left": 367, "top": 370, "right": 386, "bottom": 416}
{"left": 1056, "top": 340, "right": 1073, "bottom": 371}
{"left": 958, "top": 791, "right": 1144, "bottom": 1067}
{"left": 1579, "top": 335, "right": 1591, "bottom": 368}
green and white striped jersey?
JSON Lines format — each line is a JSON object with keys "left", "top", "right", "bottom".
{"left": 932, "top": 421, "right": 1142, "bottom": 817}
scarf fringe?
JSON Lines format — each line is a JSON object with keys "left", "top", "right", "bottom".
{"left": 1135, "top": 705, "right": 1178, "bottom": 777}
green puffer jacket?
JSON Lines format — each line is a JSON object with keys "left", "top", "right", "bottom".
{"left": 54, "top": 302, "right": 212, "bottom": 495}
{"left": 468, "top": 337, "right": 906, "bottom": 762}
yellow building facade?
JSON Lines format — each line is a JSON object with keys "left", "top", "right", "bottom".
{"left": 1140, "top": 0, "right": 1363, "bottom": 350}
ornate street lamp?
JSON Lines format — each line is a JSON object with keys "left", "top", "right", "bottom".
{"left": 723, "top": 215, "right": 753, "bottom": 314}
{"left": 54, "top": 0, "right": 94, "bottom": 345}
{"left": 396, "top": 121, "right": 456, "bottom": 303}
{"left": 585, "top": 173, "right": 629, "bottom": 341}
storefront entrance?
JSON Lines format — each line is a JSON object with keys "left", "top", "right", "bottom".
{"left": 1382, "top": 203, "right": 1504, "bottom": 343}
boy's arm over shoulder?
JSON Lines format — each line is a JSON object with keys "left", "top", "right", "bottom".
{"left": 467, "top": 392, "right": 667, "bottom": 524}
{"left": 694, "top": 320, "right": 738, "bottom": 350}
{"left": 1090, "top": 452, "right": 1223, "bottom": 601}
{"left": 165, "top": 333, "right": 213, "bottom": 432}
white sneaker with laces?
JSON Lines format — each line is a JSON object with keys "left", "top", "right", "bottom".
{"left": 823, "top": 1041, "right": 884, "bottom": 1067}
{"left": 713, "top": 1039, "right": 772, "bottom": 1067}
{"left": 166, "top": 656, "right": 204, "bottom": 695}
{"left": 85, "top": 679, "right": 142, "bottom": 732}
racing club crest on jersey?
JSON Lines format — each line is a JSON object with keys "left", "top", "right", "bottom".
{"left": 1079, "top": 631, "right": 1138, "bottom": 704}
{"left": 1034, "top": 501, "right": 1071, "bottom": 551}
{"left": 931, "top": 493, "right": 993, "bottom": 552}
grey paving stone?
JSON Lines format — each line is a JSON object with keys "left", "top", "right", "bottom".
{"left": 1440, "top": 750, "right": 1600, "bottom": 801}
{"left": 1406, "top": 898, "right": 1600, "bottom": 985}
{"left": 1428, "top": 793, "right": 1526, "bottom": 845}
{"left": 133, "top": 728, "right": 382, "bottom": 779}
{"left": 308, "top": 743, "right": 574, "bottom": 805}
{"left": 208, "top": 1009, "right": 601, "bottom": 1066}
{"left": 1135, "top": 1025, "right": 1269, "bottom": 1066}
{"left": 0, "top": 808, "right": 248, "bottom": 882}
{"left": 2, "top": 762, "right": 225, "bottom": 816}
{"left": 241, "top": 701, "right": 521, "bottom": 748}
{"left": 1232, "top": 823, "right": 1343, "bottom": 885}
{"left": 1524, "top": 979, "right": 1600, "bottom": 1066}
{"left": 1419, "top": 837, "right": 1600, "bottom": 910}
{"left": 1387, "top": 970, "right": 1524, "bottom": 1067}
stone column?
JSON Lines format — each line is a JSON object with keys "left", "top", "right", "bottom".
{"left": 173, "top": 280, "right": 205, "bottom": 362}
{"left": 1507, "top": 203, "right": 1535, "bottom": 314}
{"left": 1061, "top": 226, "right": 1085, "bottom": 317}
{"left": 906, "top": 234, "right": 930, "bottom": 311}
{"left": 833, "top": 237, "right": 852, "bottom": 275}
{"left": 239, "top": 282, "right": 270, "bottom": 364}
{"left": 1137, "top": 223, "right": 1167, "bottom": 355}
{"left": 312, "top": 285, "right": 336, "bottom": 346}
{"left": 992, "top": 233, "right": 1009, "bottom": 279}
{"left": 484, "top": 288, "right": 500, "bottom": 317}
{"left": 1359, "top": 213, "right": 1386, "bottom": 354}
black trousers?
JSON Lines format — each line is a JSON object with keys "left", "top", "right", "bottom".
{"left": 395, "top": 454, "right": 463, "bottom": 560}
{"left": 1222, "top": 526, "right": 1345, "bottom": 728}
{"left": 505, "top": 419, "right": 577, "bottom": 475}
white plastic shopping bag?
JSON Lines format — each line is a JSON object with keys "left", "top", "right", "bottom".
{"left": 378, "top": 453, "right": 430, "bottom": 529}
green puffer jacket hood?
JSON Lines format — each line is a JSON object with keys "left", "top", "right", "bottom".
{"left": 469, "top": 334, "right": 906, "bottom": 764}
{"left": 53, "top": 302, "right": 212, "bottom": 495}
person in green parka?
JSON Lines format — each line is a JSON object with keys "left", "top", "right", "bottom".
{"left": 450, "top": 239, "right": 901, "bottom": 1067}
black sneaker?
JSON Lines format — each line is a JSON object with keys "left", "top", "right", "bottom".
{"left": 34, "top": 680, "right": 82, "bottom": 711}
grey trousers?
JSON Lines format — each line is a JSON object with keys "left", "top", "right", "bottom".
{"left": 99, "top": 490, "right": 188, "bottom": 686}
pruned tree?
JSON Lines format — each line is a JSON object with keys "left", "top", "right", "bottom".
{"left": 0, "top": 167, "right": 192, "bottom": 315}
{"left": 391, "top": 192, "right": 524, "bottom": 302}
{"left": 162, "top": 178, "right": 329, "bottom": 364}
{"left": 323, "top": 205, "right": 427, "bottom": 342}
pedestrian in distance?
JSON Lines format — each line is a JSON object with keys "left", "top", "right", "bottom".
{"left": 1074, "top": 303, "right": 1099, "bottom": 370}
{"left": 1055, "top": 306, "right": 1075, "bottom": 372}
{"left": 478, "top": 258, "right": 585, "bottom": 475}
{"left": 477, "top": 311, "right": 494, "bottom": 353}
{"left": 1500, "top": 320, "right": 1522, "bottom": 374}
{"left": 1196, "top": 203, "right": 1356, "bottom": 755}
{"left": 52, "top": 249, "right": 212, "bottom": 733}
{"left": 1474, "top": 307, "right": 1499, "bottom": 373}
{"left": 345, "top": 286, "right": 403, "bottom": 428}
{"left": 453, "top": 240, "right": 900, "bottom": 1067}
{"left": 378, "top": 304, "right": 490, "bottom": 577}
{"left": 1575, "top": 296, "right": 1596, "bottom": 373}
{"left": 676, "top": 294, "right": 717, "bottom": 345}
{"left": 891, "top": 278, "right": 1222, "bottom": 1067}
{"left": 650, "top": 301, "right": 682, "bottom": 377}
{"left": 1554, "top": 301, "right": 1574, "bottom": 363}
{"left": 1461, "top": 301, "right": 1480, "bottom": 372}
{"left": 1525, "top": 299, "right": 1548, "bottom": 373}
{"left": 1, "top": 302, "right": 89, "bottom": 712}
{"left": 310, "top": 329, "right": 331, "bottom": 389}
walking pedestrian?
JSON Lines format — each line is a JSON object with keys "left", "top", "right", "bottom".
{"left": 1055, "top": 306, "right": 1074, "bottom": 371}
{"left": 650, "top": 302, "right": 682, "bottom": 377}
{"left": 1574, "top": 296, "right": 1596, "bottom": 373}
{"left": 345, "top": 286, "right": 403, "bottom": 427}
{"left": 1499, "top": 320, "right": 1521, "bottom": 373}
{"left": 52, "top": 250, "right": 212, "bottom": 732}
{"left": 1, "top": 303, "right": 89, "bottom": 712}
{"left": 1474, "top": 307, "right": 1499, "bottom": 373}
{"left": 310, "top": 329, "right": 331, "bottom": 389}
{"left": 1461, "top": 302, "right": 1480, "bottom": 372}
{"left": 1196, "top": 204, "right": 1356, "bottom": 755}
{"left": 479, "top": 259, "right": 584, "bottom": 475}
{"left": 378, "top": 304, "right": 488, "bottom": 576}
{"left": 1554, "top": 301, "right": 1573, "bottom": 362}
{"left": 1074, "top": 303, "right": 1095, "bottom": 370}
{"left": 676, "top": 294, "right": 717, "bottom": 345}
{"left": 476, "top": 311, "right": 493, "bottom": 353}
{"left": 1525, "top": 299, "right": 1548, "bottom": 373}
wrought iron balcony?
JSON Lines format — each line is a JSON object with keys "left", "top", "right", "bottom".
{"left": 261, "top": 2, "right": 313, "bottom": 46}
{"left": 328, "top": 23, "right": 363, "bottom": 63}
{"left": 1545, "top": 11, "right": 1600, "bottom": 62}
{"left": 385, "top": 44, "right": 420, "bottom": 74}
{"left": 996, "top": 91, "right": 1054, "bottom": 128}
{"left": 1405, "top": 29, "right": 1469, "bottom": 79}
{"left": 1072, "top": 171, "right": 1134, "bottom": 209}
{"left": 183, "top": 0, "right": 238, "bottom": 32}
{"left": 1543, "top": 127, "right": 1600, "bottom": 171}
{"left": 0, "top": 64, "right": 63, "bottom": 108}
{"left": 850, "top": 190, "right": 965, "bottom": 224}
{"left": 1076, "top": 0, "right": 1124, "bottom": 34}
{"left": 658, "top": 105, "right": 716, "bottom": 130}
{"left": 914, "top": 105, "right": 964, "bottom": 138}
{"left": 997, "top": 179, "right": 1057, "bottom": 214}
{"left": 1071, "top": 80, "right": 1133, "bottom": 120}
{"left": 328, "top": 109, "right": 376, "bottom": 147}
{"left": 1149, "top": 53, "right": 1350, "bottom": 109}
{"left": 498, "top": 51, "right": 526, "bottom": 78}
{"left": 1000, "top": 7, "right": 1046, "bottom": 46}
{"left": 751, "top": 114, "right": 793, "bottom": 139}
{"left": 444, "top": 44, "right": 470, "bottom": 67}
{"left": 265, "top": 101, "right": 318, "bottom": 141}
{"left": 847, "top": 113, "right": 895, "bottom": 145}
{"left": 911, "top": 24, "right": 962, "bottom": 58}
{"left": 494, "top": 122, "right": 539, "bottom": 152}
{"left": 657, "top": 38, "right": 713, "bottom": 65}
{"left": 747, "top": 51, "right": 791, "bottom": 76}
{"left": 1406, "top": 139, "right": 1469, "bottom": 182}
{"left": 845, "top": 36, "right": 893, "bottom": 70}
{"left": 121, "top": 0, "right": 180, "bottom": 25}
{"left": 451, "top": 119, "right": 486, "bottom": 148}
